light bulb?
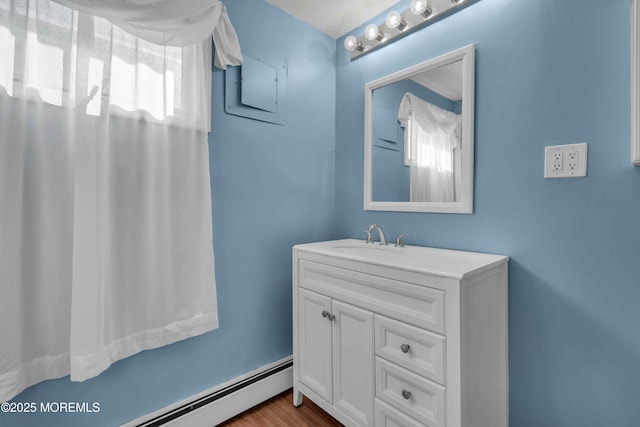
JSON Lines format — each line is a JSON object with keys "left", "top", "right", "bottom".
{"left": 411, "top": 0, "right": 433, "bottom": 18}
{"left": 365, "top": 24, "right": 384, "bottom": 42}
{"left": 386, "top": 11, "right": 407, "bottom": 31}
{"left": 344, "top": 35, "right": 363, "bottom": 52}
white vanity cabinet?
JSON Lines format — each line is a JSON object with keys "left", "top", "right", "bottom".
{"left": 292, "top": 239, "right": 509, "bottom": 427}
{"left": 298, "top": 288, "right": 375, "bottom": 425}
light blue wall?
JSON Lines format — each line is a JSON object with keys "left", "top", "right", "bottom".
{"left": 2, "top": 1, "right": 336, "bottom": 426}
{"left": 336, "top": 0, "right": 640, "bottom": 426}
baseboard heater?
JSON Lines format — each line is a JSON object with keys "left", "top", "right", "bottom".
{"left": 128, "top": 357, "right": 293, "bottom": 427}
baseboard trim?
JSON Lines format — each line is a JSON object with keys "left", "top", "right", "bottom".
{"left": 120, "top": 356, "right": 293, "bottom": 427}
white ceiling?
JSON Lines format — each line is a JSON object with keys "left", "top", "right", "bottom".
{"left": 411, "top": 61, "right": 463, "bottom": 101}
{"left": 263, "top": 0, "right": 461, "bottom": 98}
{"left": 265, "top": 0, "right": 403, "bottom": 39}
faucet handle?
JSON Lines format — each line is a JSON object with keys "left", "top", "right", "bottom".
{"left": 395, "top": 233, "right": 410, "bottom": 247}
{"left": 362, "top": 229, "right": 374, "bottom": 244}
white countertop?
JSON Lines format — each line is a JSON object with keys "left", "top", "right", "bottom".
{"left": 294, "top": 239, "right": 508, "bottom": 280}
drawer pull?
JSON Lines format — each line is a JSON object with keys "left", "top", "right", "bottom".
{"left": 400, "top": 344, "right": 410, "bottom": 353}
{"left": 321, "top": 310, "right": 335, "bottom": 321}
{"left": 401, "top": 389, "right": 412, "bottom": 400}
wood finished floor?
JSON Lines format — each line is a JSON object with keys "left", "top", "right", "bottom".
{"left": 219, "top": 389, "right": 343, "bottom": 427}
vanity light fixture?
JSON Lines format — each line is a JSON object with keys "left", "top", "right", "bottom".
{"left": 364, "top": 24, "right": 384, "bottom": 42}
{"left": 386, "top": 11, "right": 407, "bottom": 31}
{"left": 343, "top": 0, "right": 479, "bottom": 60}
{"left": 410, "top": 0, "right": 433, "bottom": 18}
{"left": 344, "top": 35, "right": 364, "bottom": 52}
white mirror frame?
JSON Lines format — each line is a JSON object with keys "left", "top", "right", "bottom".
{"left": 632, "top": 0, "right": 640, "bottom": 165}
{"left": 364, "top": 44, "right": 476, "bottom": 213}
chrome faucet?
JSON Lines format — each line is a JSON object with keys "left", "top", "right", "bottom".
{"left": 367, "top": 224, "right": 388, "bottom": 246}
{"left": 395, "top": 233, "right": 410, "bottom": 247}
{"left": 362, "top": 228, "right": 374, "bottom": 244}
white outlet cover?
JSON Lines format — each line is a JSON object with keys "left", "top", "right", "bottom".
{"left": 544, "top": 143, "right": 588, "bottom": 178}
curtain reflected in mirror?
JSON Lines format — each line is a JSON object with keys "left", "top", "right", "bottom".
{"left": 400, "top": 93, "right": 461, "bottom": 202}
{"left": 371, "top": 60, "right": 463, "bottom": 203}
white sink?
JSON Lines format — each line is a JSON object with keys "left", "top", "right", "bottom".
{"left": 297, "top": 238, "right": 508, "bottom": 279}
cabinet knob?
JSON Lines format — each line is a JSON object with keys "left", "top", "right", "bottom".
{"left": 321, "top": 310, "right": 335, "bottom": 321}
{"left": 401, "top": 389, "right": 412, "bottom": 400}
{"left": 400, "top": 344, "right": 410, "bottom": 353}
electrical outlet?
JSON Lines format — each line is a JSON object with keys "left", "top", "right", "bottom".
{"left": 544, "top": 143, "right": 588, "bottom": 178}
{"left": 567, "top": 150, "right": 579, "bottom": 170}
{"left": 552, "top": 151, "right": 563, "bottom": 171}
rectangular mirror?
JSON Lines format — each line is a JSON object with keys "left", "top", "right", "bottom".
{"left": 364, "top": 44, "right": 475, "bottom": 213}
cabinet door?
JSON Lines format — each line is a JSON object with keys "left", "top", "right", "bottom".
{"left": 298, "top": 288, "right": 333, "bottom": 402}
{"left": 332, "top": 300, "right": 374, "bottom": 426}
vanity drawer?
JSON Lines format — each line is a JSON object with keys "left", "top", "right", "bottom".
{"left": 375, "top": 315, "right": 445, "bottom": 385}
{"left": 298, "top": 259, "right": 445, "bottom": 333}
{"left": 376, "top": 357, "right": 445, "bottom": 427}
{"left": 375, "top": 398, "right": 425, "bottom": 427}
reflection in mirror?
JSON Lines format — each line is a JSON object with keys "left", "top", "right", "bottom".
{"left": 364, "top": 45, "right": 475, "bottom": 213}
{"left": 373, "top": 62, "right": 462, "bottom": 203}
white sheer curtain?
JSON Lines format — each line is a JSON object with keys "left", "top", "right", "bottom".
{"left": 398, "top": 93, "right": 461, "bottom": 203}
{"left": 51, "top": 0, "right": 242, "bottom": 68}
{"left": 0, "top": 0, "right": 240, "bottom": 402}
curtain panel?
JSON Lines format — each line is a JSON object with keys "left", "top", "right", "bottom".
{"left": 398, "top": 93, "right": 461, "bottom": 203}
{"left": 52, "top": 0, "right": 242, "bottom": 68}
{"left": 0, "top": 0, "right": 237, "bottom": 402}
